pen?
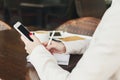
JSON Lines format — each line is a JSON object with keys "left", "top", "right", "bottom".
{"left": 47, "top": 31, "right": 55, "bottom": 46}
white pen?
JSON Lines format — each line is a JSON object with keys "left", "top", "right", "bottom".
{"left": 47, "top": 31, "right": 55, "bottom": 46}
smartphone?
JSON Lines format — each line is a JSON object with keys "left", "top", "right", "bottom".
{"left": 13, "top": 21, "right": 33, "bottom": 41}
{"left": 50, "top": 31, "right": 61, "bottom": 36}
{"left": 49, "top": 31, "right": 63, "bottom": 38}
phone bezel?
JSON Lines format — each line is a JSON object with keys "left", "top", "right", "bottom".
{"left": 13, "top": 21, "right": 33, "bottom": 41}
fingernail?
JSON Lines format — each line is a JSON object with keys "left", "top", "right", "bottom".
{"left": 29, "top": 32, "right": 33, "bottom": 36}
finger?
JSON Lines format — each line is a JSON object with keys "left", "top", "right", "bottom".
{"left": 21, "top": 36, "right": 25, "bottom": 41}
{"left": 25, "top": 46, "right": 31, "bottom": 54}
{"left": 46, "top": 45, "right": 56, "bottom": 51}
{"left": 30, "top": 34, "right": 40, "bottom": 42}
{"left": 45, "top": 41, "right": 57, "bottom": 50}
{"left": 26, "top": 50, "right": 29, "bottom": 54}
{"left": 47, "top": 49, "right": 54, "bottom": 54}
{"left": 42, "top": 41, "right": 48, "bottom": 46}
{"left": 20, "top": 36, "right": 24, "bottom": 41}
{"left": 25, "top": 46, "right": 27, "bottom": 50}
{"left": 21, "top": 36, "right": 29, "bottom": 44}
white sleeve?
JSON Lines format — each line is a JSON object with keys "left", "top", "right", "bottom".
{"left": 63, "top": 39, "right": 90, "bottom": 54}
{"left": 27, "top": 45, "right": 70, "bottom": 80}
{"left": 27, "top": 1, "right": 120, "bottom": 80}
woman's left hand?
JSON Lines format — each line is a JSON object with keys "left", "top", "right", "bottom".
{"left": 21, "top": 33, "right": 41, "bottom": 54}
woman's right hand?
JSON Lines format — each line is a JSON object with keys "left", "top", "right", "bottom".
{"left": 42, "top": 41, "right": 66, "bottom": 54}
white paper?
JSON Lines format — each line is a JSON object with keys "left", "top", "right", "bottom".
{"left": 52, "top": 32, "right": 92, "bottom": 65}
{"left": 63, "top": 32, "right": 92, "bottom": 40}
{"left": 53, "top": 54, "right": 70, "bottom": 65}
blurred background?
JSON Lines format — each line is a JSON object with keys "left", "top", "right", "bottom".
{"left": 0, "top": 0, "right": 112, "bottom": 30}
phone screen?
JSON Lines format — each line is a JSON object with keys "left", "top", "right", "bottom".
{"left": 18, "top": 25, "right": 33, "bottom": 41}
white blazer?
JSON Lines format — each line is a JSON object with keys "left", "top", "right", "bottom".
{"left": 27, "top": 0, "right": 120, "bottom": 80}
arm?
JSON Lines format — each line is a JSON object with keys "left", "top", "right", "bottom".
{"left": 22, "top": 19, "right": 120, "bottom": 80}
{"left": 63, "top": 39, "right": 90, "bottom": 54}
{"left": 28, "top": 41, "right": 120, "bottom": 80}
{"left": 27, "top": 45, "right": 70, "bottom": 80}
{"left": 21, "top": 0, "right": 120, "bottom": 79}
{"left": 43, "top": 39, "right": 91, "bottom": 55}
{"left": 22, "top": 34, "right": 91, "bottom": 80}
{"left": 21, "top": 34, "right": 70, "bottom": 80}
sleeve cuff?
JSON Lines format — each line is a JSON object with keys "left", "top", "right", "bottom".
{"left": 27, "top": 45, "right": 57, "bottom": 63}
{"left": 63, "top": 39, "right": 90, "bottom": 54}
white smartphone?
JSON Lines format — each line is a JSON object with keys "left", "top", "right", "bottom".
{"left": 13, "top": 21, "right": 33, "bottom": 41}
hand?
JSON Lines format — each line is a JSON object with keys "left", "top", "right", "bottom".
{"left": 21, "top": 33, "right": 41, "bottom": 54}
{"left": 42, "top": 41, "right": 66, "bottom": 54}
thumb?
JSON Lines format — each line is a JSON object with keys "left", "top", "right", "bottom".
{"left": 42, "top": 41, "right": 48, "bottom": 46}
{"left": 46, "top": 45, "right": 55, "bottom": 51}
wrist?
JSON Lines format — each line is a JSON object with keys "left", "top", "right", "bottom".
{"left": 59, "top": 42, "right": 66, "bottom": 53}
